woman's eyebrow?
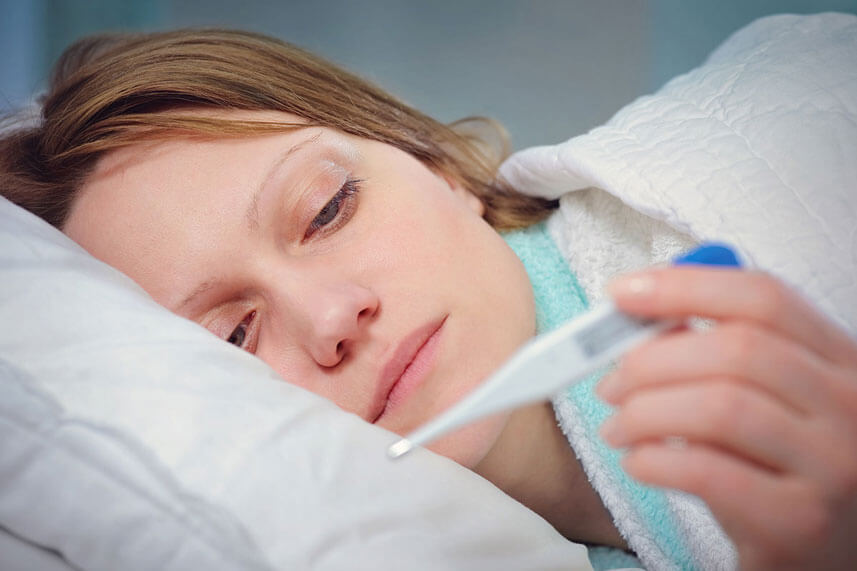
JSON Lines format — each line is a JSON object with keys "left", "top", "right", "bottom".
{"left": 177, "top": 278, "right": 222, "bottom": 314}
{"left": 246, "top": 131, "right": 323, "bottom": 232}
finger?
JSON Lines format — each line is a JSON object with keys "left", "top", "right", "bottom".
{"left": 608, "top": 267, "right": 857, "bottom": 368}
{"left": 622, "top": 443, "right": 829, "bottom": 564}
{"left": 602, "top": 381, "right": 811, "bottom": 473}
{"left": 599, "top": 322, "right": 832, "bottom": 414}
{"left": 827, "top": 364, "right": 857, "bottom": 421}
{"left": 798, "top": 414, "right": 857, "bottom": 498}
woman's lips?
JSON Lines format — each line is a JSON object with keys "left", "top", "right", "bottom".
{"left": 372, "top": 316, "right": 446, "bottom": 423}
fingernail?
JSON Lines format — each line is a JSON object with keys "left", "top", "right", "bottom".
{"left": 600, "top": 416, "right": 626, "bottom": 447}
{"left": 609, "top": 273, "right": 655, "bottom": 299}
{"left": 596, "top": 372, "right": 622, "bottom": 403}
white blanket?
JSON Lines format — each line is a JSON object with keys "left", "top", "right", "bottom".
{"left": 500, "top": 12, "right": 857, "bottom": 571}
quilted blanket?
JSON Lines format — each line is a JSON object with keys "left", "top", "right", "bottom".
{"left": 501, "top": 12, "right": 857, "bottom": 334}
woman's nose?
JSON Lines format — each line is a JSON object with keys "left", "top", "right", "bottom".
{"left": 302, "top": 282, "right": 379, "bottom": 367}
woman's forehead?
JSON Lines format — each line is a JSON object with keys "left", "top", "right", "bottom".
{"left": 89, "top": 107, "right": 313, "bottom": 169}
{"left": 82, "top": 113, "right": 325, "bottom": 193}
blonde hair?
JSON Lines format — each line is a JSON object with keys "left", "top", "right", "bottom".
{"left": 0, "top": 29, "right": 556, "bottom": 230}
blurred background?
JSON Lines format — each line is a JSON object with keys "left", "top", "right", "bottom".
{"left": 2, "top": 0, "right": 855, "bottom": 149}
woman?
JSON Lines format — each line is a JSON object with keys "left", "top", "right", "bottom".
{"left": 2, "top": 29, "right": 856, "bottom": 569}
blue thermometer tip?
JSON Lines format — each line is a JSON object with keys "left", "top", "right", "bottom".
{"left": 673, "top": 243, "right": 741, "bottom": 268}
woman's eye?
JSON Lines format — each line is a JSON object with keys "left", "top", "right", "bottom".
{"left": 305, "top": 178, "right": 362, "bottom": 239}
{"left": 227, "top": 324, "right": 246, "bottom": 346}
{"left": 227, "top": 311, "right": 256, "bottom": 351}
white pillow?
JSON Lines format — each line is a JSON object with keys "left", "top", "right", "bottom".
{"left": 0, "top": 196, "right": 591, "bottom": 570}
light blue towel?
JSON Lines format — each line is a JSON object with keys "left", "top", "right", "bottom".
{"left": 503, "top": 222, "right": 694, "bottom": 571}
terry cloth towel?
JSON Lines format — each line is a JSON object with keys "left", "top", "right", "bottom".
{"left": 503, "top": 222, "right": 734, "bottom": 571}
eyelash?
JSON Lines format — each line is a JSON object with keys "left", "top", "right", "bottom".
{"left": 226, "top": 178, "right": 363, "bottom": 352}
{"left": 304, "top": 177, "right": 363, "bottom": 240}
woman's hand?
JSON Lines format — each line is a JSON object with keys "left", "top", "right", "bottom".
{"left": 597, "top": 267, "right": 857, "bottom": 570}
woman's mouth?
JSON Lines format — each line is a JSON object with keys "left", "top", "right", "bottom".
{"left": 372, "top": 316, "right": 446, "bottom": 423}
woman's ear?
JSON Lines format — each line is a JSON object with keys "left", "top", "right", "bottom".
{"left": 442, "top": 172, "right": 485, "bottom": 216}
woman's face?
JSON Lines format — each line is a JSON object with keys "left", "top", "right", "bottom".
{"left": 64, "top": 110, "right": 536, "bottom": 467}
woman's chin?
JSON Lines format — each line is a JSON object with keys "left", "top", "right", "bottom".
{"left": 425, "top": 413, "right": 510, "bottom": 469}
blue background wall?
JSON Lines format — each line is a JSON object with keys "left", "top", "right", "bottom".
{"left": 2, "top": 0, "right": 855, "bottom": 149}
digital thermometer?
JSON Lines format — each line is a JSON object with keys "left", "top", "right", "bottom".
{"left": 388, "top": 243, "right": 740, "bottom": 459}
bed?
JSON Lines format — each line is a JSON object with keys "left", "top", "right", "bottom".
{"left": 2, "top": 12, "right": 855, "bottom": 571}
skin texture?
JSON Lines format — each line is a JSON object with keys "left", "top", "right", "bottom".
{"left": 63, "top": 110, "right": 626, "bottom": 549}
{"left": 600, "top": 267, "right": 857, "bottom": 570}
